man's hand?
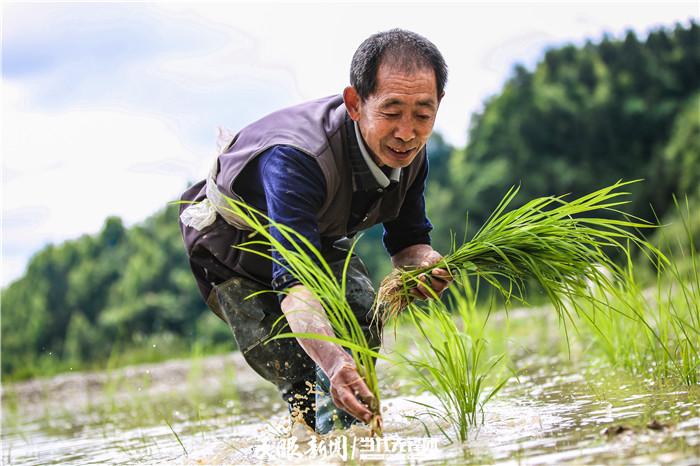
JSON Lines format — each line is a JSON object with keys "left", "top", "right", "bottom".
{"left": 327, "top": 357, "right": 375, "bottom": 424}
{"left": 281, "top": 285, "right": 376, "bottom": 424}
{"left": 391, "top": 244, "right": 453, "bottom": 300}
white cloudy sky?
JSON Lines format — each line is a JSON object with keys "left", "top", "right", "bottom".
{"left": 2, "top": 1, "right": 697, "bottom": 286}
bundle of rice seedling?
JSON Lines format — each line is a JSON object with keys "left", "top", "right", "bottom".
{"left": 376, "top": 180, "right": 664, "bottom": 323}
{"left": 218, "top": 196, "right": 386, "bottom": 436}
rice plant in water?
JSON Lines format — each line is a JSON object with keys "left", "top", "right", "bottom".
{"left": 377, "top": 181, "right": 664, "bottom": 441}
{"left": 376, "top": 180, "right": 664, "bottom": 327}
{"left": 402, "top": 275, "right": 510, "bottom": 442}
{"left": 191, "top": 180, "right": 667, "bottom": 440}
{"left": 579, "top": 197, "right": 699, "bottom": 384}
{"left": 218, "top": 197, "right": 386, "bottom": 435}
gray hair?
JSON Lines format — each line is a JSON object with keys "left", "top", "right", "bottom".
{"left": 350, "top": 29, "right": 448, "bottom": 100}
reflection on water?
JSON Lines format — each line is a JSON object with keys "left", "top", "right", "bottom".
{"left": 2, "top": 350, "right": 699, "bottom": 465}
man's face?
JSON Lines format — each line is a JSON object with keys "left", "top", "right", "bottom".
{"left": 344, "top": 63, "right": 442, "bottom": 168}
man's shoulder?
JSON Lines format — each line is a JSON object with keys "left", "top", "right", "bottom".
{"left": 231, "top": 94, "right": 346, "bottom": 157}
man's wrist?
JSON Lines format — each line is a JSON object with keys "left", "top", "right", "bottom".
{"left": 326, "top": 349, "right": 355, "bottom": 377}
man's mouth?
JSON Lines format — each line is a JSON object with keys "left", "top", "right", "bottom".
{"left": 387, "top": 145, "right": 415, "bottom": 157}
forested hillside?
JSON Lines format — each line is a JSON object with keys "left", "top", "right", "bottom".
{"left": 3, "top": 22, "right": 698, "bottom": 380}
{"left": 1, "top": 207, "right": 230, "bottom": 379}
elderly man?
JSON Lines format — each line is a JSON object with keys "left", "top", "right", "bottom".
{"left": 179, "top": 29, "right": 451, "bottom": 433}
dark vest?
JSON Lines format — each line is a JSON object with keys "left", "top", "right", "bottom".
{"left": 180, "top": 94, "right": 425, "bottom": 267}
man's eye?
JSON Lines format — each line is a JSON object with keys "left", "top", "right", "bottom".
{"left": 417, "top": 115, "right": 431, "bottom": 120}
{"left": 382, "top": 113, "right": 400, "bottom": 118}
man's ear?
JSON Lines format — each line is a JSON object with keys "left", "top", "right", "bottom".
{"left": 343, "top": 86, "right": 361, "bottom": 121}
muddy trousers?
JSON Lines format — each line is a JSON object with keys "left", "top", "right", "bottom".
{"left": 213, "top": 255, "right": 382, "bottom": 434}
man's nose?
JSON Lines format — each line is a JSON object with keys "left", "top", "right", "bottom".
{"left": 394, "top": 115, "right": 416, "bottom": 142}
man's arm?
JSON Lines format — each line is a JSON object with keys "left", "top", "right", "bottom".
{"left": 261, "top": 147, "right": 375, "bottom": 422}
{"left": 280, "top": 286, "right": 374, "bottom": 423}
{"left": 383, "top": 153, "right": 452, "bottom": 298}
{"left": 382, "top": 153, "right": 433, "bottom": 256}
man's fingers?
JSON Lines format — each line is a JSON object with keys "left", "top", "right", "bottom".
{"left": 341, "top": 392, "right": 371, "bottom": 421}
{"left": 358, "top": 392, "right": 376, "bottom": 412}
{"left": 410, "top": 279, "right": 432, "bottom": 299}
{"left": 330, "top": 368, "right": 375, "bottom": 424}
{"left": 410, "top": 273, "right": 449, "bottom": 299}
{"left": 333, "top": 387, "right": 373, "bottom": 423}
{"left": 352, "top": 380, "right": 375, "bottom": 408}
{"left": 431, "top": 268, "right": 453, "bottom": 282}
{"left": 429, "top": 273, "right": 450, "bottom": 294}
{"left": 405, "top": 252, "right": 451, "bottom": 300}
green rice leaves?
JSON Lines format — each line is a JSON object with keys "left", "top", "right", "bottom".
{"left": 206, "top": 180, "right": 675, "bottom": 442}
{"left": 377, "top": 180, "right": 665, "bottom": 323}
{"left": 218, "top": 196, "right": 385, "bottom": 435}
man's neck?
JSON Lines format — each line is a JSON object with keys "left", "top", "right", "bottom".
{"left": 353, "top": 121, "right": 400, "bottom": 187}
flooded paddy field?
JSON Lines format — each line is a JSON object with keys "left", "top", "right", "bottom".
{"left": 2, "top": 309, "right": 699, "bottom": 465}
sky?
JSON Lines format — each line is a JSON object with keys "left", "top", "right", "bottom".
{"left": 2, "top": 1, "right": 698, "bottom": 286}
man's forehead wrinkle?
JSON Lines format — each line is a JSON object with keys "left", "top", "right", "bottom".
{"left": 378, "top": 98, "right": 436, "bottom": 110}
{"left": 373, "top": 65, "right": 438, "bottom": 103}
{"left": 375, "top": 80, "right": 437, "bottom": 99}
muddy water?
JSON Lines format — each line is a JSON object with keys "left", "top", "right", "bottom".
{"left": 2, "top": 350, "right": 699, "bottom": 464}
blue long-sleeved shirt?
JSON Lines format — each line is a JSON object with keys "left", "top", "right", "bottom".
{"left": 234, "top": 144, "right": 432, "bottom": 291}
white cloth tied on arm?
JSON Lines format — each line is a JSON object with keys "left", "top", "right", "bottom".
{"left": 179, "top": 198, "right": 217, "bottom": 231}
{"left": 180, "top": 156, "right": 253, "bottom": 232}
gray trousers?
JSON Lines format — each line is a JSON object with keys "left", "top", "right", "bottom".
{"left": 210, "top": 250, "right": 382, "bottom": 433}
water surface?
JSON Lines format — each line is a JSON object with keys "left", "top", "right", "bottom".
{"left": 3, "top": 347, "right": 698, "bottom": 465}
